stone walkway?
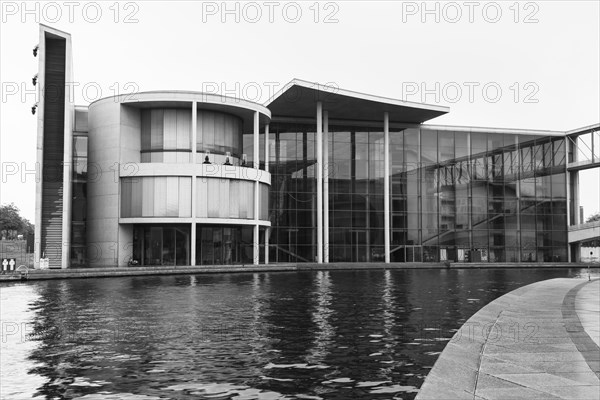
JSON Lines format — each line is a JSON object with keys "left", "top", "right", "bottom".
{"left": 416, "top": 278, "right": 600, "bottom": 400}
{"left": 1, "top": 263, "right": 596, "bottom": 282}
{"left": 577, "top": 280, "right": 600, "bottom": 348}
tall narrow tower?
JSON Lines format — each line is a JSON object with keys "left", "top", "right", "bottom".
{"left": 34, "top": 25, "right": 74, "bottom": 269}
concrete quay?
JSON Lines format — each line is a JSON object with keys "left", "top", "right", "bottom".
{"left": 416, "top": 278, "right": 600, "bottom": 400}
{"left": 0, "top": 262, "right": 597, "bottom": 282}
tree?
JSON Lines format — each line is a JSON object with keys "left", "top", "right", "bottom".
{"left": 0, "top": 203, "right": 33, "bottom": 240}
{"left": 21, "top": 218, "right": 35, "bottom": 236}
{"left": 586, "top": 212, "right": 600, "bottom": 223}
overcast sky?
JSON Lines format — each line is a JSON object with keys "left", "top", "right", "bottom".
{"left": 1, "top": 0, "right": 599, "bottom": 222}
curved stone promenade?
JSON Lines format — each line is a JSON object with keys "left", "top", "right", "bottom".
{"left": 417, "top": 278, "right": 600, "bottom": 400}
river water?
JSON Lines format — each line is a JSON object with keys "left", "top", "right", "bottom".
{"left": 0, "top": 268, "right": 592, "bottom": 399}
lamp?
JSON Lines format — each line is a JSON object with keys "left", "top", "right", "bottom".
{"left": 32, "top": 74, "right": 38, "bottom": 86}
{"left": 33, "top": 45, "right": 39, "bottom": 57}
{"left": 31, "top": 103, "right": 38, "bottom": 115}
{"left": 203, "top": 150, "right": 211, "bottom": 164}
{"left": 224, "top": 151, "right": 232, "bottom": 166}
{"left": 241, "top": 153, "right": 247, "bottom": 167}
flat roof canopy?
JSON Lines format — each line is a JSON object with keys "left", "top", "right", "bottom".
{"left": 266, "top": 79, "right": 449, "bottom": 124}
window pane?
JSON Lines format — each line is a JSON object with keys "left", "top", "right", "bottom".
{"left": 179, "top": 177, "right": 192, "bottom": 217}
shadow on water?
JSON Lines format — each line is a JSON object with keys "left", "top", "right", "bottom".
{"left": 0, "top": 268, "right": 591, "bottom": 399}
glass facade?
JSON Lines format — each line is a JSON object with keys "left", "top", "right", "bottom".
{"left": 141, "top": 109, "right": 192, "bottom": 163}
{"left": 70, "top": 134, "right": 87, "bottom": 266}
{"left": 196, "top": 110, "right": 243, "bottom": 162}
{"left": 426, "top": 129, "right": 563, "bottom": 262}
{"left": 328, "top": 128, "right": 385, "bottom": 262}
{"left": 196, "top": 178, "right": 268, "bottom": 220}
{"left": 119, "top": 105, "right": 270, "bottom": 267}
{"left": 121, "top": 177, "right": 192, "bottom": 218}
{"left": 132, "top": 225, "right": 190, "bottom": 266}
{"left": 70, "top": 107, "right": 89, "bottom": 267}
{"left": 196, "top": 225, "right": 255, "bottom": 265}
{"left": 268, "top": 124, "right": 318, "bottom": 262}
{"left": 391, "top": 128, "right": 568, "bottom": 263}
{"left": 267, "top": 124, "right": 568, "bottom": 263}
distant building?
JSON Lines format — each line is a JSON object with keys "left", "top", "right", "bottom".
{"left": 34, "top": 25, "right": 599, "bottom": 268}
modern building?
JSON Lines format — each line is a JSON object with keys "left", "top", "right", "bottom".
{"left": 34, "top": 25, "right": 600, "bottom": 268}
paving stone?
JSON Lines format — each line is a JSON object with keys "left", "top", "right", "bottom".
{"left": 479, "top": 358, "right": 537, "bottom": 375}
{"left": 416, "top": 278, "right": 600, "bottom": 400}
{"left": 547, "top": 372, "right": 600, "bottom": 385}
{"left": 475, "top": 373, "right": 525, "bottom": 389}
{"left": 475, "top": 386, "right": 562, "bottom": 399}
{"left": 536, "top": 385, "right": 600, "bottom": 399}
{"left": 495, "top": 372, "right": 594, "bottom": 388}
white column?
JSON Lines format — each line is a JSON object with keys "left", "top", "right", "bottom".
{"left": 316, "top": 101, "right": 323, "bottom": 264}
{"left": 384, "top": 112, "right": 390, "bottom": 263}
{"left": 254, "top": 111, "right": 260, "bottom": 169}
{"left": 265, "top": 124, "right": 270, "bottom": 172}
{"left": 323, "top": 111, "right": 329, "bottom": 263}
{"left": 264, "top": 123, "right": 270, "bottom": 264}
{"left": 191, "top": 101, "right": 197, "bottom": 265}
{"left": 265, "top": 227, "right": 270, "bottom": 265}
{"left": 253, "top": 225, "right": 260, "bottom": 265}
{"left": 573, "top": 171, "right": 580, "bottom": 225}
{"left": 253, "top": 111, "right": 260, "bottom": 265}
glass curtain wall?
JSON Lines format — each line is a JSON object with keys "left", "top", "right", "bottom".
{"left": 267, "top": 123, "right": 385, "bottom": 263}
{"left": 197, "top": 110, "right": 244, "bottom": 165}
{"left": 71, "top": 134, "right": 87, "bottom": 266}
{"left": 389, "top": 128, "right": 567, "bottom": 262}
{"left": 195, "top": 225, "right": 254, "bottom": 265}
{"left": 71, "top": 107, "right": 88, "bottom": 266}
{"left": 268, "top": 124, "right": 317, "bottom": 262}
{"left": 141, "top": 109, "right": 192, "bottom": 163}
{"left": 132, "top": 225, "right": 190, "bottom": 266}
{"left": 121, "top": 177, "right": 192, "bottom": 218}
{"left": 328, "top": 128, "right": 385, "bottom": 262}
{"left": 266, "top": 123, "right": 567, "bottom": 263}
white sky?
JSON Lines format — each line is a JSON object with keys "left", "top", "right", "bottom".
{"left": 1, "top": 0, "right": 599, "bottom": 222}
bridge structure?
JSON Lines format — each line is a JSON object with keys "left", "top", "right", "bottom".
{"left": 566, "top": 124, "right": 600, "bottom": 262}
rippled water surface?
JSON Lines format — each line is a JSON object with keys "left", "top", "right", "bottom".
{"left": 1, "top": 268, "right": 593, "bottom": 399}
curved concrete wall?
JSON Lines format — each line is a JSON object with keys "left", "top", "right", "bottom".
{"left": 87, "top": 100, "right": 128, "bottom": 267}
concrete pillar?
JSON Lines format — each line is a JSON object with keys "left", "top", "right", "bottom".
{"left": 384, "top": 112, "right": 390, "bottom": 263}
{"left": 265, "top": 227, "right": 270, "bottom": 265}
{"left": 566, "top": 137, "right": 571, "bottom": 228}
{"left": 253, "top": 111, "right": 260, "bottom": 265}
{"left": 254, "top": 111, "right": 260, "bottom": 169}
{"left": 191, "top": 102, "right": 197, "bottom": 265}
{"left": 316, "top": 101, "right": 323, "bottom": 263}
{"left": 253, "top": 225, "right": 259, "bottom": 265}
{"left": 573, "top": 171, "right": 580, "bottom": 225}
{"left": 323, "top": 111, "right": 329, "bottom": 263}
{"left": 265, "top": 124, "right": 270, "bottom": 172}
{"left": 264, "top": 123, "right": 270, "bottom": 265}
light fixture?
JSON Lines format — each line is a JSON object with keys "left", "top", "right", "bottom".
{"left": 33, "top": 45, "right": 39, "bottom": 57}
{"left": 224, "top": 151, "right": 232, "bottom": 166}
{"left": 241, "top": 153, "right": 247, "bottom": 167}
{"left": 203, "top": 150, "right": 211, "bottom": 164}
{"left": 31, "top": 103, "right": 38, "bottom": 115}
{"left": 32, "top": 74, "right": 38, "bottom": 86}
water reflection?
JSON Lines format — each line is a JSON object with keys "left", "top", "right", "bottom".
{"left": 0, "top": 268, "right": 594, "bottom": 399}
{"left": 307, "top": 271, "right": 334, "bottom": 365}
